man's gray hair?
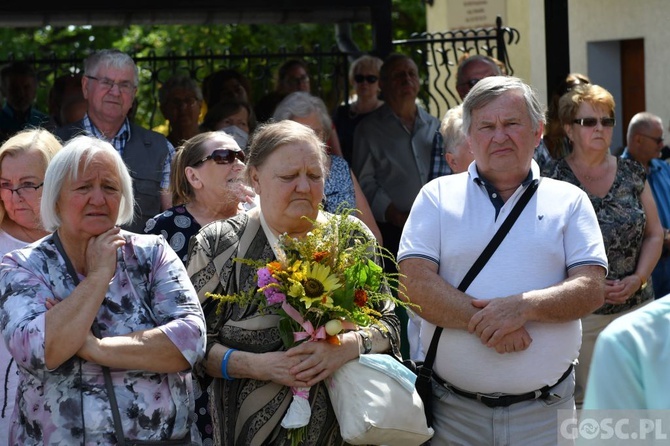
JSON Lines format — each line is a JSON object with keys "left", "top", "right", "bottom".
{"left": 626, "top": 111, "right": 663, "bottom": 144}
{"left": 456, "top": 55, "right": 502, "bottom": 84}
{"left": 84, "top": 49, "right": 139, "bottom": 87}
{"left": 41, "top": 135, "right": 135, "bottom": 231}
{"left": 462, "top": 76, "right": 546, "bottom": 134}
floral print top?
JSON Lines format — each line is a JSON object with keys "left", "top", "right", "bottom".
{"left": 543, "top": 157, "right": 655, "bottom": 314}
{"left": 324, "top": 155, "right": 356, "bottom": 214}
{"left": 0, "top": 232, "right": 206, "bottom": 445}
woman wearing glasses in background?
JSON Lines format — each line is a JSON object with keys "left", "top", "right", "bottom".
{"left": 332, "top": 55, "right": 384, "bottom": 164}
{"left": 0, "top": 128, "right": 62, "bottom": 443}
{"left": 542, "top": 83, "right": 664, "bottom": 408}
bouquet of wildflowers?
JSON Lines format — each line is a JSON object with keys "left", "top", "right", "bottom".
{"left": 206, "top": 208, "right": 412, "bottom": 445}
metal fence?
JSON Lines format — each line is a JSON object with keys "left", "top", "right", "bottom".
{"left": 1, "top": 17, "right": 519, "bottom": 129}
{"left": 395, "top": 16, "right": 521, "bottom": 118}
{"left": 1, "top": 46, "right": 349, "bottom": 129}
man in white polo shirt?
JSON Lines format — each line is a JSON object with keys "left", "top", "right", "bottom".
{"left": 398, "top": 76, "right": 608, "bottom": 445}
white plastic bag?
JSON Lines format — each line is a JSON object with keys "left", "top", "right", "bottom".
{"left": 327, "top": 354, "right": 434, "bottom": 445}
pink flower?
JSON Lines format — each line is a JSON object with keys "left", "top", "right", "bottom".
{"left": 258, "top": 267, "right": 286, "bottom": 304}
{"left": 265, "top": 287, "right": 286, "bottom": 305}
{"left": 257, "top": 267, "right": 275, "bottom": 287}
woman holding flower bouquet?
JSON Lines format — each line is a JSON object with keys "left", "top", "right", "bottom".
{"left": 186, "top": 120, "right": 402, "bottom": 446}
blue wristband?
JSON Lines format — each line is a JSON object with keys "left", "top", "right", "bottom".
{"left": 221, "top": 348, "right": 237, "bottom": 381}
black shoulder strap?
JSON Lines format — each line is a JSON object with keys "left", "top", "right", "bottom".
{"left": 51, "top": 232, "right": 127, "bottom": 446}
{"left": 421, "top": 179, "right": 540, "bottom": 372}
{"left": 52, "top": 231, "right": 80, "bottom": 286}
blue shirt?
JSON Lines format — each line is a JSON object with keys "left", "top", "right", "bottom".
{"left": 621, "top": 149, "right": 670, "bottom": 229}
{"left": 428, "top": 130, "right": 452, "bottom": 180}
{"left": 584, "top": 296, "right": 670, "bottom": 409}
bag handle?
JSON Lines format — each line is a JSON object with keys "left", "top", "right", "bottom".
{"left": 419, "top": 179, "right": 540, "bottom": 375}
{"left": 52, "top": 231, "right": 127, "bottom": 446}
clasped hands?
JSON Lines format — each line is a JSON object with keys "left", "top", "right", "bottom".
{"left": 604, "top": 276, "right": 640, "bottom": 305}
{"left": 263, "top": 337, "right": 356, "bottom": 388}
{"left": 467, "top": 295, "right": 532, "bottom": 354}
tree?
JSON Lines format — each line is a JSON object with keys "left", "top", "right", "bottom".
{"left": 0, "top": 1, "right": 427, "bottom": 128}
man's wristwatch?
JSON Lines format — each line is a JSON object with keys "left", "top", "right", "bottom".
{"left": 358, "top": 330, "right": 372, "bottom": 355}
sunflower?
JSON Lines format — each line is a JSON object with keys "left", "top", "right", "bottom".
{"left": 298, "top": 262, "right": 342, "bottom": 309}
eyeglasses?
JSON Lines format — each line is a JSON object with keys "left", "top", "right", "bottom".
{"left": 166, "top": 97, "right": 199, "bottom": 108}
{"left": 572, "top": 117, "right": 616, "bottom": 128}
{"left": 458, "top": 78, "right": 482, "bottom": 88}
{"left": 0, "top": 182, "right": 44, "bottom": 198}
{"left": 638, "top": 133, "right": 664, "bottom": 145}
{"left": 86, "top": 75, "right": 137, "bottom": 94}
{"left": 354, "top": 74, "right": 379, "bottom": 84}
{"left": 191, "top": 149, "right": 245, "bottom": 167}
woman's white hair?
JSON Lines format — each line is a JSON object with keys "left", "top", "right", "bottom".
{"left": 41, "top": 135, "right": 135, "bottom": 232}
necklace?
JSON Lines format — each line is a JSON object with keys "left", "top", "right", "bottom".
{"left": 575, "top": 156, "right": 611, "bottom": 182}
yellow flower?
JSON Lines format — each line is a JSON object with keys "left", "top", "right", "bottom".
{"left": 288, "top": 260, "right": 304, "bottom": 281}
{"left": 299, "top": 262, "right": 341, "bottom": 309}
{"left": 288, "top": 280, "right": 305, "bottom": 298}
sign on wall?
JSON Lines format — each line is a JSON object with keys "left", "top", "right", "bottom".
{"left": 446, "top": 0, "right": 506, "bottom": 30}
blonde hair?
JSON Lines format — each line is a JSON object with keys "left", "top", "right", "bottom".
{"left": 440, "top": 105, "right": 466, "bottom": 155}
{"left": 349, "top": 55, "right": 384, "bottom": 84}
{"left": 0, "top": 128, "right": 62, "bottom": 224}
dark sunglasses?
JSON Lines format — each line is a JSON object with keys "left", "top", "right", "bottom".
{"left": 572, "top": 117, "right": 616, "bottom": 128}
{"left": 354, "top": 74, "right": 378, "bottom": 84}
{"left": 638, "top": 133, "right": 664, "bottom": 145}
{"left": 192, "top": 149, "right": 245, "bottom": 167}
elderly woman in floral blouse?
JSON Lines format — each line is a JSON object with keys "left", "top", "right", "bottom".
{"left": 0, "top": 135, "right": 205, "bottom": 445}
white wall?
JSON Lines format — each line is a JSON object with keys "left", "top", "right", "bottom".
{"left": 569, "top": 0, "right": 670, "bottom": 128}
{"left": 427, "top": 0, "right": 670, "bottom": 128}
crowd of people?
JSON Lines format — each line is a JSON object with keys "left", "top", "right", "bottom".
{"left": 0, "top": 47, "right": 668, "bottom": 445}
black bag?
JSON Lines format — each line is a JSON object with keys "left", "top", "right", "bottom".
{"left": 403, "top": 359, "right": 433, "bottom": 426}
{"left": 402, "top": 180, "right": 539, "bottom": 429}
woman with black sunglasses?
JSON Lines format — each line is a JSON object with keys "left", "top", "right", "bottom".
{"left": 145, "top": 131, "right": 255, "bottom": 263}
{"left": 333, "top": 55, "right": 384, "bottom": 164}
{"left": 542, "top": 83, "right": 664, "bottom": 409}
{"left": 143, "top": 131, "right": 255, "bottom": 443}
